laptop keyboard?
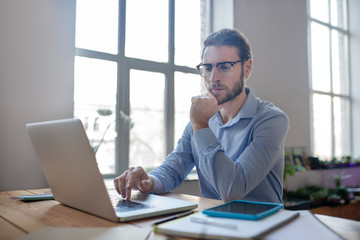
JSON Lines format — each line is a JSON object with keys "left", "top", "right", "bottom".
{"left": 110, "top": 195, "right": 152, "bottom": 213}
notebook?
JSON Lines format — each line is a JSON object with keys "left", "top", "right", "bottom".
{"left": 155, "top": 211, "right": 300, "bottom": 239}
{"left": 26, "top": 118, "right": 197, "bottom": 222}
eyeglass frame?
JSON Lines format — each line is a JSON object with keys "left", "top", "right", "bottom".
{"left": 196, "top": 58, "right": 249, "bottom": 78}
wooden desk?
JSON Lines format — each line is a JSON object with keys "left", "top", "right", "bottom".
{"left": 1, "top": 189, "right": 359, "bottom": 240}
{"left": 310, "top": 200, "right": 360, "bottom": 221}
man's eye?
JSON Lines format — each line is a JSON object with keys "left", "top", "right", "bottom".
{"left": 203, "top": 65, "right": 213, "bottom": 71}
{"left": 218, "top": 63, "right": 232, "bottom": 71}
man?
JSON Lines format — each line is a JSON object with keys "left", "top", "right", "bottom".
{"left": 114, "top": 29, "right": 289, "bottom": 203}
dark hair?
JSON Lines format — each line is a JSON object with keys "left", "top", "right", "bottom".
{"left": 202, "top": 29, "right": 252, "bottom": 61}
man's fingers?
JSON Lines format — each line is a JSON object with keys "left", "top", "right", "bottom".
{"left": 125, "top": 166, "right": 149, "bottom": 200}
{"left": 191, "top": 92, "right": 217, "bottom": 104}
{"left": 114, "top": 170, "right": 128, "bottom": 198}
{"left": 124, "top": 167, "right": 136, "bottom": 200}
{"left": 119, "top": 174, "right": 126, "bottom": 198}
{"left": 207, "top": 91, "right": 223, "bottom": 110}
{"left": 113, "top": 178, "right": 119, "bottom": 193}
{"left": 114, "top": 166, "right": 152, "bottom": 200}
{"left": 206, "top": 90, "right": 216, "bottom": 98}
{"left": 191, "top": 93, "right": 212, "bottom": 103}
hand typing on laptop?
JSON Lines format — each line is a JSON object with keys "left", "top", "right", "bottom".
{"left": 114, "top": 166, "right": 154, "bottom": 200}
{"left": 27, "top": 118, "right": 197, "bottom": 222}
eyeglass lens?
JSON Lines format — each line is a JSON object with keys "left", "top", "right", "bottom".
{"left": 198, "top": 62, "right": 235, "bottom": 77}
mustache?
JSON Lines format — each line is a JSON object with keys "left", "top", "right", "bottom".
{"left": 208, "top": 83, "right": 226, "bottom": 90}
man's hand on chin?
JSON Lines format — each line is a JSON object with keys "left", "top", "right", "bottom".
{"left": 190, "top": 91, "right": 221, "bottom": 132}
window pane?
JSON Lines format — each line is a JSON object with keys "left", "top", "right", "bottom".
{"left": 129, "top": 70, "right": 165, "bottom": 170}
{"left": 333, "top": 97, "right": 350, "bottom": 158}
{"left": 175, "top": 0, "right": 202, "bottom": 67}
{"left": 75, "top": 0, "right": 118, "bottom": 54}
{"left": 312, "top": 93, "right": 332, "bottom": 160}
{"left": 125, "top": 0, "right": 168, "bottom": 62}
{"left": 74, "top": 57, "right": 117, "bottom": 174}
{"left": 311, "top": 22, "right": 331, "bottom": 92}
{"left": 174, "top": 72, "right": 204, "bottom": 143}
{"left": 310, "top": 0, "right": 329, "bottom": 23}
{"left": 330, "top": 0, "right": 347, "bottom": 29}
{"left": 331, "top": 30, "right": 349, "bottom": 95}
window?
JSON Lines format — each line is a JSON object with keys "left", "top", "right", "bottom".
{"left": 74, "top": 0, "right": 209, "bottom": 177}
{"left": 308, "top": 0, "right": 351, "bottom": 161}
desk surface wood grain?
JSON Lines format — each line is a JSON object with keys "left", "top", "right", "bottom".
{"left": 1, "top": 189, "right": 359, "bottom": 240}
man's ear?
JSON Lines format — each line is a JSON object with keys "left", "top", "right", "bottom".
{"left": 244, "top": 59, "right": 252, "bottom": 79}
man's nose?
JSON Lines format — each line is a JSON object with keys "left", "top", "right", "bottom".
{"left": 208, "top": 67, "right": 221, "bottom": 83}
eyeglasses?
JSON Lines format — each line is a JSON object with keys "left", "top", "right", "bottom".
{"left": 196, "top": 58, "right": 248, "bottom": 78}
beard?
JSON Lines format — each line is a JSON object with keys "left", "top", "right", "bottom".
{"left": 209, "top": 69, "right": 245, "bottom": 105}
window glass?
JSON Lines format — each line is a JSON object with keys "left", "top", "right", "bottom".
{"left": 74, "top": 56, "right": 117, "bottom": 174}
{"left": 75, "top": 0, "right": 118, "bottom": 54}
{"left": 125, "top": 0, "right": 168, "bottom": 62}
{"left": 309, "top": 0, "right": 329, "bottom": 23}
{"left": 129, "top": 70, "right": 166, "bottom": 170}
{"left": 331, "top": 30, "right": 349, "bottom": 95}
{"left": 309, "top": 0, "right": 350, "bottom": 161}
{"left": 312, "top": 94, "right": 332, "bottom": 160}
{"left": 330, "top": 0, "right": 347, "bottom": 29}
{"left": 175, "top": 0, "right": 202, "bottom": 67}
{"left": 333, "top": 97, "right": 350, "bottom": 158}
{"left": 310, "top": 22, "right": 331, "bottom": 92}
{"left": 174, "top": 72, "right": 204, "bottom": 143}
{"left": 74, "top": 0, "right": 210, "bottom": 176}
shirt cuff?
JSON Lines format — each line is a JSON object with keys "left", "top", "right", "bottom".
{"left": 193, "top": 128, "right": 219, "bottom": 152}
{"left": 148, "top": 174, "right": 162, "bottom": 193}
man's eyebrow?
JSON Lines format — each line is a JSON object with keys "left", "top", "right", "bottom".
{"left": 217, "top": 61, "right": 234, "bottom": 64}
{"left": 203, "top": 61, "right": 233, "bottom": 65}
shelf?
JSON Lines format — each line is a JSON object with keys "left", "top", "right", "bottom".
{"left": 284, "top": 166, "right": 360, "bottom": 192}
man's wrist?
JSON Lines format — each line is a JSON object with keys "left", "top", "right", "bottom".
{"left": 148, "top": 175, "right": 162, "bottom": 193}
{"left": 148, "top": 175, "right": 155, "bottom": 191}
{"left": 191, "top": 123, "right": 209, "bottom": 132}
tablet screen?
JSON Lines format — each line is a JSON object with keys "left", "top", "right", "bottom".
{"left": 208, "top": 201, "right": 278, "bottom": 215}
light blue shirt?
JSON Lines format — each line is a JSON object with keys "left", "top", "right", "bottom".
{"left": 150, "top": 88, "right": 289, "bottom": 203}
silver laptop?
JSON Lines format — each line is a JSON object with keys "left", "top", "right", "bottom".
{"left": 26, "top": 118, "right": 197, "bottom": 222}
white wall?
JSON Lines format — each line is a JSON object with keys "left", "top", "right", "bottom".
{"left": 234, "top": 0, "right": 311, "bottom": 153}
{"left": 212, "top": 0, "right": 234, "bottom": 30}
{"left": 0, "top": 0, "right": 76, "bottom": 191}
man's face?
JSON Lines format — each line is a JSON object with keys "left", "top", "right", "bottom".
{"left": 202, "top": 45, "right": 247, "bottom": 105}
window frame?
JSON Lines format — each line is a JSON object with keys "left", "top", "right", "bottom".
{"left": 307, "top": 0, "right": 352, "bottom": 160}
{"left": 75, "top": 0, "right": 205, "bottom": 178}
